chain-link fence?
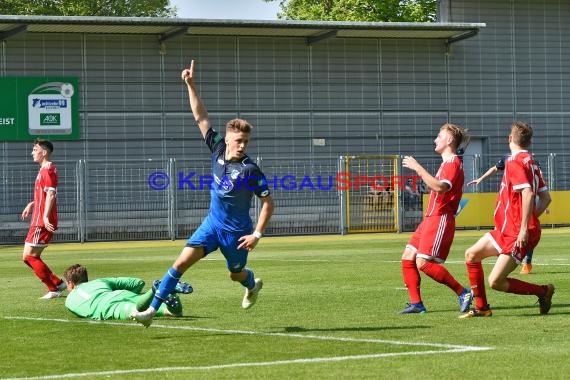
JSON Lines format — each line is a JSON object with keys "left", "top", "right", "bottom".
{"left": 0, "top": 153, "right": 565, "bottom": 244}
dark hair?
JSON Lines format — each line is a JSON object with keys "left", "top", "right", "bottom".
{"left": 511, "top": 121, "right": 533, "bottom": 148}
{"left": 226, "top": 118, "right": 252, "bottom": 134}
{"left": 33, "top": 139, "right": 54, "bottom": 154}
{"left": 63, "top": 264, "right": 88, "bottom": 285}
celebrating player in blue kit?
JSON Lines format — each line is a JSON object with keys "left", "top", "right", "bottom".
{"left": 131, "top": 60, "right": 275, "bottom": 327}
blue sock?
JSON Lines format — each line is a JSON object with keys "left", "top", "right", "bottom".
{"left": 151, "top": 267, "right": 182, "bottom": 310}
{"left": 525, "top": 249, "right": 534, "bottom": 264}
{"left": 240, "top": 268, "right": 255, "bottom": 289}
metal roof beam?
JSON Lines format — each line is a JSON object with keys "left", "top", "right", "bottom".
{"left": 445, "top": 29, "right": 478, "bottom": 46}
{"left": 158, "top": 26, "right": 188, "bottom": 44}
{"left": 445, "top": 29, "right": 479, "bottom": 55}
{"left": 306, "top": 30, "right": 337, "bottom": 46}
{"left": 0, "top": 24, "right": 27, "bottom": 41}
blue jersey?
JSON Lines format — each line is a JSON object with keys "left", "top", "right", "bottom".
{"left": 496, "top": 155, "right": 541, "bottom": 171}
{"left": 204, "top": 128, "right": 270, "bottom": 233}
{"left": 495, "top": 156, "right": 507, "bottom": 171}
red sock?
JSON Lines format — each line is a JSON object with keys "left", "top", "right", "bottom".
{"left": 402, "top": 259, "right": 422, "bottom": 303}
{"left": 23, "top": 255, "right": 61, "bottom": 291}
{"left": 466, "top": 262, "right": 488, "bottom": 309}
{"left": 506, "top": 278, "right": 546, "bottom": 296}
{"left": 420, "top": 261, "right": 464, "bottom": 295}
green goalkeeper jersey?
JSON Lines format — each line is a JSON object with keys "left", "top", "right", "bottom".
{"left": 65, "top": 277, "right": 145, "bottom": 320}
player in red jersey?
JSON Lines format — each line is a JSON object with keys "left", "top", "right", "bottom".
{"left": 467, "top": 155, "right": 548, "bottom": 274}
{"left": 21, "top": 139, "right": 65, "bottom": 299}
{"left": 461, "top": 122, "right": 553, "bottom": 318}
{"left": 399, "top": 123, "right": 473, "bottom": 314}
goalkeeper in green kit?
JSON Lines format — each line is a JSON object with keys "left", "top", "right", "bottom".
{"left": 63, "top": 264, "right": 193, "bottom": 321}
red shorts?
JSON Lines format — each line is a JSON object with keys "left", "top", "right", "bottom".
{"left": 25, "top": 226, "right": 53, "bottom": 247}
{"left": 407, "top": 214, "right": 455, "bottom": 263}
{"left": 487, "top": 228, "right": 541, "bottom": 263}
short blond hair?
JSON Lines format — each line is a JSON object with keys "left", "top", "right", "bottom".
{"left": 226, "top": 118, "right": 252, "bottom": 134}
{"left": 441, "top": 123, "right": 470, "bottom": 150}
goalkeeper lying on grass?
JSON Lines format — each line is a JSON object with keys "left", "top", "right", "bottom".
{"left": 62, "top": 264, "right": 192, "bottom": 321}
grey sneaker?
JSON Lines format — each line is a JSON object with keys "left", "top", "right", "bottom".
{"left": 130, "top": 310, "right": 154, "bottom": 328}
{"left": 39, "top": 291, "right": 62, "bottom": 299}
{"left": 242, "top": 278, "right": 263, "bottom": 309}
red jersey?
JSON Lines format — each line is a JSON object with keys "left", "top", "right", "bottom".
{"left": 494, "top": 151, "right": 546, "bottom": 236}
{"left": 425, "top": 155, "right": 464, "bottom": 217}
{"left": 31, "top": 162, "right": 58, "bottom": 228}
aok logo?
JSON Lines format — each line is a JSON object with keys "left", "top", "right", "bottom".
{"left": 40, "top": 113, "right": 60, "bottom": 126}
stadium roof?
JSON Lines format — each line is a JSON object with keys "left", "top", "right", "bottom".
{"left": 0, "top": 15, "right": 484, "bottom": 45}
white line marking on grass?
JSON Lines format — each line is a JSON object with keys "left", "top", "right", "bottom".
{"left": 85, "top": 257, "right": 333, "bottom": 262}
{"left": 377, "top": 260, "right": 478, "bottom": 264}
{"left": 0, "top": 349, "right": 485, "bottom": 380}
{"left": 6, "top": 316, "right": 491, "bottom": 350}
{"left": 80, "top": 257, "right": 570, "bottom": 265}
{"left": 3, "top": 316, "right": 493, "bottom": 380}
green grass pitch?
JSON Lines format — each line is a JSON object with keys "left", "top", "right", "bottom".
{"left": 1, "top": 229, "right": 569, "bottom": 379}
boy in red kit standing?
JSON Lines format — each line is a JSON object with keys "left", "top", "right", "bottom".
{"left": 399, "top": 123, "right": 473, "bottom": 314}
{"left": 461, "top": 121, "right": 553, "bottom": 318}
{"left": 21, "top": 139, "right": 66, "bottom": 299}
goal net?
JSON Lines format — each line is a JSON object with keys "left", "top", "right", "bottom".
{"left": 340, "top": 155, "right": 400, "bottom": 233}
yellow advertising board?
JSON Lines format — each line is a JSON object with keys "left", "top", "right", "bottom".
{"left": 424, "top": 191, "right": 569, "bottom": 228}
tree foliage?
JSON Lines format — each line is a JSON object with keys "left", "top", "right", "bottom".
{"left": 265, "top": 0, "right": 438, "bottom": 22}
{"left": 0, "top": 0, "right": 176, "bottom": 17}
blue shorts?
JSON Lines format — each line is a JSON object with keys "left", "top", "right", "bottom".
{"left": 186, "top": 217, "right": 250, "bottom": 273}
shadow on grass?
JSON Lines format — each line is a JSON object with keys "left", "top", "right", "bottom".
{"left": 448, "top": 302, "right": 570, "bottom": 317}
{"left": 498, "top": 302, "right": 570, "bottom": 316}
{"left": 171, "top": 315, "right": 214, "bottom": 321}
